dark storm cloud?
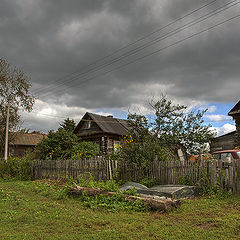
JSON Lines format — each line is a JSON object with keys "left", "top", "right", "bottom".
{"left": 1, "top": 0, "right": 240, "bottom": 114}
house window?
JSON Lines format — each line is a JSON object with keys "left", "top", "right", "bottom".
{"left": 84, "top": 121, "right": 91, "bottom": 129}
{"left": 114, "top": 141, "right": 120, "bottom": 151}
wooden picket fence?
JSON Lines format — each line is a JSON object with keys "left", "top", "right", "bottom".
{"left": 32, "top": 156, "right": 118, "bottom": 181}
{"left": 32, "top": 158, "right": 240, "bottom": 195}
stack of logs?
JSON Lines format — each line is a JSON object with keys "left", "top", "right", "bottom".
{"left": 69, "top": 183, "right": 181, "bottom": 211}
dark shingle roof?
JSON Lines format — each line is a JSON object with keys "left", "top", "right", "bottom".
{"left": 10, "top": 133, "right": 47, "bottom": 146}
{"left": 74, "top": 112, "right": 129, "bottom": 136}
{"left": 228, "top": 100, "right": 240, "bottom": 116}
{"left": 87, "top": 113, "right": 129, "bottom": 135}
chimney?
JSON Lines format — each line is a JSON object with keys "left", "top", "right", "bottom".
{"left": 107, "top": 115, "right": 113, "bottom": 118}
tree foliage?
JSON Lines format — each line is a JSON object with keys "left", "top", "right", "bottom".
{"left": 118, "top": 113, "right": 173, "bottom": 167}
{"left": 35, "top": 119, "right": 99, "bottom": 160}
{"left": 0, "top": 58, "right": 35, "bottom": 157}
{"left": 118, "top": 96, "right": 214, "bottom": 167}
{"left": 150, "top": 97, "right": 215, "bottom": 154}
{"left": 35, "top": 129, "right": 79, "bottom": 160}
{"left": 72, "top": 142, "right": 100, "bottom": 160}
{"left": 59, "top": 118, "right": 76, "bottom": 132}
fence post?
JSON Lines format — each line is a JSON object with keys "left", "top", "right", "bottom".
{"left": 218, "top": 159, "right": 223, "bottom": 190}
{"left": 229, "top": 163, "right": 233, "bottom": 192}
{"left": 31, "top": 161, "right": 34, "bottom": 180}
{"left": 210, "top": 159, "right": 217, "bottom": 187}
{"left": 108, "top": 158, "right": 112, "bottom": 180}
{"left": 237, "top": 160, "right": 240, "bottom": 194}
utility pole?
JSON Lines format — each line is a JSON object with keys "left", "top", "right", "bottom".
{"left": 4, "top": 102, "right": 10, "bottom": 161}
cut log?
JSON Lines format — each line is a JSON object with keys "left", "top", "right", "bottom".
{"left": 68, "top": 183, "right": 181, "bottom": 211}
{"left": 69, "top": 183, "right": 116, "bottom": 197}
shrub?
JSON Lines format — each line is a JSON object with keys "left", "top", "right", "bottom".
{"left": 68, "top": 177, "right": 147, "bottom": 212}
{"left": 71, "top": 142, "right": 100, "bottom": 160}
{"left": 35, "top": 129, "right": 79, "bottom": 160}
{"left": 139, "top": 177, "right": 157, "bottom": 188}
{"left": 34, "top": 128, "right": 100, "bottom": 160}
{"left": 0, "top": 157, "right": 32, "bottom": 180}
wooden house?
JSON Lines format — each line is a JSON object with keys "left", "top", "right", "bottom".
{"left": 74, "top": 112, "right": 129, "bottom": 154}
{"left": 210, "top": 131, "right": 236, "bottom": 152}
{"left": 228, "top": 100, "right": 240, "bottom": 146}
{"left": 9, "top": 132, "right": 47, "bottom": 157}
{"left": 210, "top": 100, "right": 240, "bottom": 152}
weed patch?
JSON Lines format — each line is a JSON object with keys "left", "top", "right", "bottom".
{"left": 0, "top": 179, "right": 240, "bottom": 239}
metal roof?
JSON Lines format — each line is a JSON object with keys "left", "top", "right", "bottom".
{"left": 10, "top": 133, "right": 47, "bottom": 146}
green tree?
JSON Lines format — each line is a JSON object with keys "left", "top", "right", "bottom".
{"left": 118, "top": 96, "right": 214, "bottom": 168}
{"left": 59, "top": 118, "right": 76, "bottom": 132}
{"left": 150, "top": 96, "right": 215, "bottom": 154}
{"left": 35, "top": 118, "right": 99, "bottom": 160}
{"left": 119, "top": 113, "right": 172, "bottom": 168}
{"left": 35, "top": 129, "right": 79, "bottom": 160}
{"left": 0, "top": 58, "right": 35, "bottom": 157}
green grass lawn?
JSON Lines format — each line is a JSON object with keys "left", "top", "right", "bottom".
{"left": 0, "top": 179, "right": 240, "bottom": 240}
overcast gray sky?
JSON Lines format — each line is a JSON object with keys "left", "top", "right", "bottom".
{"left": 0, "top": 0, "right": 239, "bottom": 133}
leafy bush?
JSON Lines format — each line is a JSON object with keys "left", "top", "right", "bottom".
{"left": 73, "top": 175, "right": 120, "bottom": 192}
{"left": 139, "top": 177, "right": 157, "bottom": 188}
{"left": 35, "top": 129, "right": 79, "bottom": 160}
{"left": 71, "top": 141, "right": 100, "bottom": 160}
{"left": 35, "top": 128, "right": 100, "bottom": 160}
{"left": 77, "top": 191, "right": 147, "bottom": 212}
{"left": 68, "top": 177, "right": 147, "bottom": 212}
{"left": 0, "top": 157, "right": 32, "bottom": 180}
{"left": 180, "top": 174, "right": 193, "bottom": 186}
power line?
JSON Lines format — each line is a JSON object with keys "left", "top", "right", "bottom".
{"left": 33, "top": 0, "right": 219, "bottom": 95}
{"left": 39, "top": 12, "right": 240, "bottom": 98}
{"left": 37, "top": 0, "right": 239, "bottom": 98}
{"left": 23, "top": 110, "right": 235, "bottom": 124}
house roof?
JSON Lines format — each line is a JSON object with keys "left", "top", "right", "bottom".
{"left": 228, "top": 100, "right": 240, "bottom": 116}
{"left": 10, "top": 133, "right": 47, "bottom": 146}
{"left": 74, "top": 112, "right": 129, "bottom": 136}
{"left": 213, "top": 130, "right": 236, "bottom": 139}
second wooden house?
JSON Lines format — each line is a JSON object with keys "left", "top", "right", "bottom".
{"left": 74, "top": 112, "right": 129, "bottom": 154}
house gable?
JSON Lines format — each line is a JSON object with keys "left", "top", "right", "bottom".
{"left": 228, "top": 100, "right": 240, "bottom": 146}
{"left": 228, "top": 100, "right": 240, "bottom": 116}
{"left": 74, "top": 112, "right": 103, "bottom": 137}
{"left": 74, "top": 112, "right": 129, "bottom": 153}
{"left": 74, "top": 112, "right": 129, "bottom": 137}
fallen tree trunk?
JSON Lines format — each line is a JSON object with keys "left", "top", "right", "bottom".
{"left": 68, "top": 183, "right": 181, "bottom": 211}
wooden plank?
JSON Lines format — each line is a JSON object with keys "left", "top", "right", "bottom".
{"left": 237, "top": 160, "right": 240, "bottom": 194}
{"left": 218, "top": 160, "right": 223, "bottom": 190}
{"left": 232, "top": 160, "right": 236, "bottom": 194}
{"left": 225, "top": 166, "right": 229, "bottom": 190}
{"left": 210, "top": 159, "right": 217, "bottom": 187}
{"left": 229, "top": 164, "right": 233, "bottom": 191}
